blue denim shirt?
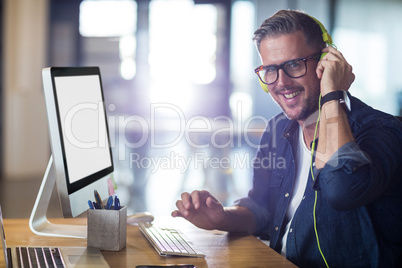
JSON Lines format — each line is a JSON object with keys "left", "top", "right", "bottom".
{"left": 235, "top": 94, "right": 402, "bottom": 267}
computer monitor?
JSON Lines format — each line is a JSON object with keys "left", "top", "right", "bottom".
{"left": 29, "top": 67, "right": 114, "bottom": 238}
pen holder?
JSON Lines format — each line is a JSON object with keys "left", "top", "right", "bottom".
{"left": 87, "top": 206, "right": 127, "bottom": 251}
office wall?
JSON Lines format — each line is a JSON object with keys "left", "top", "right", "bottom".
{"left": 335, "top": 0, "right": 402, "bottom": 115}
{"left": 2, "top": 0, "right": 49, "bottom": 179}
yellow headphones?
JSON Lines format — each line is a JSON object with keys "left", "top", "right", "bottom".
{"left": 258, "top": 15, "right": 333, "bottom": 93}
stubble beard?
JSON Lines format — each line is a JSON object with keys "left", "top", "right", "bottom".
{"left": 271, "top": 87, "right": 320, "bottom": 122}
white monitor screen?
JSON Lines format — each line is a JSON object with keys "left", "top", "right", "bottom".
{"left": 54, "top": 75, "right": 112, "bottom": 185}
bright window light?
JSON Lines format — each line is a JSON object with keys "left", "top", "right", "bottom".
{"left": 230, "top": 92, "right": 253, "bottom": 121}
{"left": 119, "top": 35, "right": 136, "bottom": 58}
{"left": 79, "top": 0, "right": 137, "bottom": 37}
{"left": 230, "top": 1, "right": 255, "bottom": 120}
{"left": 119, "top": 35, "right": 137, "bottom": 80}
{"left": 80, "top": 1, "right": 138, "bottom": 80}
{"left": 148, "top": 0, "right": 217, "bottom": 111}
{"left": 231, "top": 1, "right": 255, "bottom": 83}
{"left": 149, "top": 0, "right": 217, "bottom": 85}
{"left": 334, "top": 28, "right": 389, "bottom": 112}
{"left": 120, "top": 58, "right": 136, "bottom": 80}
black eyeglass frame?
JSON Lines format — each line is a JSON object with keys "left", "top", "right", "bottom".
{"left": 254, "top": 52, "right": 322, "bottom": 85}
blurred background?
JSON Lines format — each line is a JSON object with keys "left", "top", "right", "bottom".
{"left": 1, "top": 0, "right": 402, "bottom": 219}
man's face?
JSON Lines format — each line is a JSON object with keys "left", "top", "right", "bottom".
{"left": 259, "top": 31, "right": 321, "bottom": 122}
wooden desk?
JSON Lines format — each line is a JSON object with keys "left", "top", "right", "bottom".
{"left": 3, "top": 218, "right": 297, "bottom": 268}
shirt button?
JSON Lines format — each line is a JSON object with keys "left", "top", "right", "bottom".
{"left": 290, "top": 228, "right": 293, "bottom": 233}
{"left": 285, "top": 193, "right": 289, "bottom": 198}
{"left": 302, "top": 196, "right": 306, "bottom": 200}
{"left": 275, "top": 226, "right": 279, "bottom": 231}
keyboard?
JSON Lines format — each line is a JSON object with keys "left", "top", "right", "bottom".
{"left": 139, "top": 222, "right": 205, "bottom": 258}
{"left": 16, "top": 247, "right": 65, "bottom": 268}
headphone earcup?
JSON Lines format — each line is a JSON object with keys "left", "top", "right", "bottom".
{"left": 258, "top": 78, "right": 269, "bottom": 93}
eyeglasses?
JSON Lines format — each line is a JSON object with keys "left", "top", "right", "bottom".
{"left": 254, "top": 52, "right": 322, "bottom": 85}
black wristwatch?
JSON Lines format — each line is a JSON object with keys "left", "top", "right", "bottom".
{"left": 320, "top": 91, "right": 345, "bottom": 107}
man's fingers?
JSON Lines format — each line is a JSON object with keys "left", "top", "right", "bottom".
{"left": 190, "top": 190, "right": 211, "bottom": 209}
{"left": 175, "top": 190, "right": 215, "bottom": 217}
{"left": 175, "top": 199, "right": 189, "bottom": 217}
{"left": 180, "top": 192, "right": 193, "bottom": 210}
{"left": 316, "top": 47, "right": 355, "bottom": 93}
{"left": 316, "top": 61, "right": 324, "bottom": 79}
{"left": 171, "top": 209, "right": 184, "bottom": 218}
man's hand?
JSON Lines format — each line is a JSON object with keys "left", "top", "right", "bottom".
{"left": 172, "top": 190, "right": 226, "bottom": 230}
{"left": 314, "top": 47, "right": 356, "bottom": 169}
{"left": 316, "top": 46, "right": 355, "bottom": 95}
{"left": 172, "top": 190, "right": 257, "bottom": 233}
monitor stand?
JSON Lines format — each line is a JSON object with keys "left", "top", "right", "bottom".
{"left": 29, "top": 156, "right": 87, "bottom": 239}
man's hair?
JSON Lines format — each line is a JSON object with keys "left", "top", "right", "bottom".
{"left": 253, "top": 10, "right": 327, "bottom": 52}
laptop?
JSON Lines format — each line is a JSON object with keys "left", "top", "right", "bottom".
{"left": 0, "top": 205, "right": 110, "bottom": 268}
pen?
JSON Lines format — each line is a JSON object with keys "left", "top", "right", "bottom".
{"left": 94, "top": 190, "right": 105, "bottom": 209}
{"left": 105, "top": 196, "right": 113, "bottom": 210}
{"left": 114, "top": 195, "right": 120, "bottom": 210}
{"left": 88, "top": 200, "right": 94, "bottom": 209}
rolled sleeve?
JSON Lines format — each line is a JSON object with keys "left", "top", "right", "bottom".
{"left": 314, "top": 141, "right": 373, "bottom": 210}
{"left": 234, "top": 197, "right": 271, "bottom": 236}
{"left": 315, "top": 141, "right": 371, "bottom": 178}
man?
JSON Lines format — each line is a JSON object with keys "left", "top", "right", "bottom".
{"left": 172, "top": 10, "right": 402, "bottom": 267}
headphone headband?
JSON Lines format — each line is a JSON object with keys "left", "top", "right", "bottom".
{"left": 307, "top": 15, "right": 333, "bottom": 46}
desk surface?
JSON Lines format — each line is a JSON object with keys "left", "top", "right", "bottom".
{"left": 3, "top": 218, "right": 296, "bottom": 268}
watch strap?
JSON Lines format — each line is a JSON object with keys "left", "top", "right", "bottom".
{"left": 320, "top": 91, "right": 344, "bottom": 107}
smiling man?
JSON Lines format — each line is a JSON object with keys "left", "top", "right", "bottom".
{"left": 172, "top": 10, "right": 402, "bottom": 267}
{"left": 258, "top": 31, "right": 323, "bottom": 122}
